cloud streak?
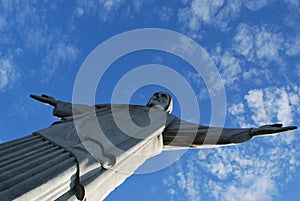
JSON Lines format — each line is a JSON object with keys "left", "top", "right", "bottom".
{"left": 233, "top": 24, "right": 285, "bottom": 66}
{"left": 164, "top": 134, "right": 299, "bottom": 201}
{"left": 0, "top": 1, "right": 79, "bottom": 83}
{"left": 245, "top": 87, "right": 296, "bottom": 125}
{"left": 178, "top": 0, "right": 241, "bottom": 32}
{"left": 0, "top": 54, "right": 18, "bottom": 92}
{"left": 163, "top": 85, "right": 299, "bottom": 201}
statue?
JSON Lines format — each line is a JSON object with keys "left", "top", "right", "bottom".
{"left": 30, "top": 92, "right": 297, "bottom": 146}
{"left": 0, "top": 92, "right": 296, "bottom": 201}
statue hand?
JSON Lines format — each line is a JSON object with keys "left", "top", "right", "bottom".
{"left": 30, "top": 94, "right": 57, "bottom": 106}
{"left": 250, "top": 124, "right": 297, "bottom": 136}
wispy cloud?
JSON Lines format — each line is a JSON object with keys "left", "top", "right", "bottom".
{"left": 163, "top": 85, "right": 300, "bottom": 201}
{"left": 163, "top": 160, "right": 201, "bottom": 201}
{"left": 158, "top": 6, "right": 174, "bottom": 22}
{"left": 284, "top": 0, "right": 300, "bottom": 8}
{"left": 294, "top": 64, "right": 300, "bottom": 78}
{"left": 75, "top": 0, "right": 128, "bottom": 22}
{"left": 242, "top": 68, "right": 272, "bottom": 86}
{"left": 223, "top": 175, "right": 278, "bottom": 201}
{"left": 241, "top": 0, "right": 270, "bottom": 11}
{"left": 245, "top": 87, "right": 295, "bottom": 125}
{"left": 0, "top": 2, "right": 79, "bottom": 83}
{"left": 228, "top": 103, "right": 244, "bottom": 116}
{"left": 210, "top": 46, "right": 242, "bottom": 88}
{"left": 284, "top": 36, "right": 300, "bottom": 57}
{"left": 228, "top": 86, "right": 299, "bottom": 127}
{"left": 245, "top": 89, "right": 271, "bottom": 125}
{"left": 41, "top": 42, "right": 78, "bottom": 80}
{"left": 233, "top": 24, "right": 284, "bottom": 66}
{"left": 232, "top": 22, "right": 300, "bottom": 71}
{"left": 178, "top": 0, "right": 241, "bottom": 32}
{"left": 0, "top": 54, "right": 18, "bottom": 92}
{"left": 177, "top": 0, "right": 277, "bottom": 34}
{"left": 163, "top": 134, "right": 299, "bottom": 201}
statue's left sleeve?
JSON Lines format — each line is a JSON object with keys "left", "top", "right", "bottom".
{"left": 163, "top": 115, "right": 252, "bottom": 148}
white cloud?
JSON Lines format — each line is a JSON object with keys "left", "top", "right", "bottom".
{"left": 178, "top": 0, "right": 294, "bottom": 38}
{"left": 178, "top": 0, "right": 241, "bottom": 31}
{"left": 75, "top": 7, "right": 84, "bottom": 17}
{"left": 230, "top": 85, "right": 300, "bottom": 135}
{"left": 164, "top": 134, "right": 299, "bottom": 201}
{"left": 132, "top": 0, "right": 144, "bottom": 11}
{"left": 24, "top": 30, "right": 48, "bottom": 53}
{"left": 228, "top": 103, "right": 244, "bottom": 116}
{"left": 163, "top": 160, "right": 202, "bottom": 201}
{"left": 232, "top": 24, "right": 254, "bottom": 60}
{"left": 245, "top": 87, "right": 294, "bottom": 125}
{"left": 179, "top": 162, "right": 201, "bottom": 201}
{"left": 223, "top": 175, "right": 278, "bottom": 201}
{"left": 0, "top": 2, "right": 79, "bottom": 84}
{"left": 163, "top": 85, "right": 299, "bottom": 201}
{"left": 0, "top": 15, "right": 6, "bottom": 30}
{"left": 211, "top": 47, "right": 242, "bottom": 87}
{"left": 241, "top": 0, "right": 271, "bottom": 11}
{"left": 101, "top": 0, "right": 123, "bottom": 12}
{"left": 284, "top": 0, "right": 300, "bottom": 7}
{"left": 41, "top": 43, "right": 78, "bottom": 79}
{"left": 284, "top": 36, "right": 300, "bottom": 56}
{"left": 0, "top": 55, "right": 18, "bottom": 92}
{"left": 245, "top": 89, "right": 270, "bottom": 125}
{"left": 76, "top": 0, "right": 127, "bottom": 22}
{"left": 178, "top": 0, "right": 279, "bottom": 34}
{"left": 167, "top": 188, "right": 176, "bottom": 197}
{"left": 158, "top": 7, "right": 174, "bottom": 22}
{"left": 289, "top": 93, "right": 299, "bottom": 105}
{"left": 295, "top": 65, "right": 300, "bottom": 78}
{"left": 242, "top": 68, "right": 272, "bottom": 86}
{"left": 176, "top": 171, "right": 186, "bottom": 189}
{"left": 274, "top": 90, "right": 292, "bottom": 124}
{"left": 233, "top": 24, "right": 284, "bottom": 66}
{"left": 255, "top": 29, "right": 283, "bottom": 61}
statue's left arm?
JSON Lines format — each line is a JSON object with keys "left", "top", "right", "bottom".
{"left": 163, "top": 116, "right": 297, "bottom": 148}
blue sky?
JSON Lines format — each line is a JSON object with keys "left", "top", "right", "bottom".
{"left": 0, "top": 1, "right": 299, "bottom": 201}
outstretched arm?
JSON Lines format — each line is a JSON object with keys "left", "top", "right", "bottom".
{"left": 30, "top": 94, "right": 93, "bottom": 118}
{"left": 228, "top": 124, "right": 296, "bottom": 143}
{"left": 163, "top": 116, "right": 297, "bottom": 148}
{"left": 250, "top": 124, "right": 297, "bottom": 135}
{"left": 30, "top": 94, "right": 57, "bottom": 106}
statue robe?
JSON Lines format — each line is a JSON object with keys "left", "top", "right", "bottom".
{"left": 0, "top": 103, "right": 251, "bottom": 200}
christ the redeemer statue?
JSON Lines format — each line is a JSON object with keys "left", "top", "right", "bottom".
{"left": 0, "top": 92, "right": 296, "bottom": 201}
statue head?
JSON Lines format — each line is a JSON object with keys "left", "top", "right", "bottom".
{"left": 147, "top": 92, "right": 173, "bottom": 113}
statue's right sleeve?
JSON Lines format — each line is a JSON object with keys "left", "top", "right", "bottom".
{"left": 53, "top": 101, "right": 93, "bottom": 117}
{"left": 163, "top": 115, "right": 252, "bottom": 149}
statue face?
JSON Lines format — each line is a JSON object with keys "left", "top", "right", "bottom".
{"left": 147, "top": 92, "right": 173, "bottom": 113}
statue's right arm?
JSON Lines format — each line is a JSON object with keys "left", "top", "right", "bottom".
{"left": 163, "top": 116, "right": 297, "bottom": 148}
{"left": 30, "top": 94, "right": 93, "bottom": 118}
{"left": 163, "top": 116, "right": 252, "bottom": 148}
{"left": 30, "top": 94, "right": 57, "bottom": 106}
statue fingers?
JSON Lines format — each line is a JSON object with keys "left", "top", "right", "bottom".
{"left": 251, "top": 125, "right": 293, "bottom": 136}
{"left": 30, "top": 94, "right": 57, "bottom": 106}
{"left": 270, "top": 126, "right": 297, "bottom": 134}
{"left": 281, "top": 126, "right": 297, "bottom": 131}
{"left": 260, "top": 124, "right": 283, "bottom": 128}
{"left": 41, "top": 94, "right": 51, "bottom": 98}
{"left": 41, "top": 94, "right": 56, "bottom": 100}
{"left": 30, "top": 94, "right": 45, "bottom": 102}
